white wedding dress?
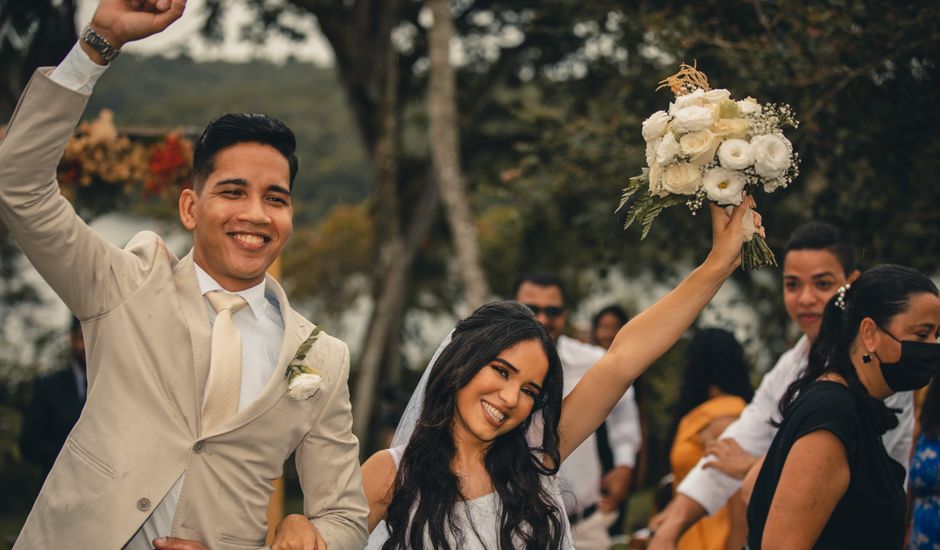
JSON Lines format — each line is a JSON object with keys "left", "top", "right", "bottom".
{"left": 364, "top": 446, "right": 576, "bottom": 550}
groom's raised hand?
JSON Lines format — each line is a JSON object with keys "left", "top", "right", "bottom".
{"left": 83, "top": 0, "right": 186, "bottom": 64}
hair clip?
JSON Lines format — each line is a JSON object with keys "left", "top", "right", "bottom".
{"left": 834, "top": 284, "right": 851, "bottom": 310}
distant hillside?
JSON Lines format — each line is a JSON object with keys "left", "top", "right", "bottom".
{"left": 87, "top": 54, "right": 372, "bottom": 223}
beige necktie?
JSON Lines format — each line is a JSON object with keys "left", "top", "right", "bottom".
{"left": 202, "top": 290, "right": 248, "bottom": 432}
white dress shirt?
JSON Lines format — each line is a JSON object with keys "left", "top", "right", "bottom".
{"left": 49, "top": 46, "right": 288, "bottom": 546}
{"left": 556, "top": 335, "right": 642, "bottom": 514}
{"left": 677, "top": 335, "right": 915, "bottom": 515}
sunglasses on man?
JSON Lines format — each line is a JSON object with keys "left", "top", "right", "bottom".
{"left": 524, "top": 304, "right": 565, "bottom": 318}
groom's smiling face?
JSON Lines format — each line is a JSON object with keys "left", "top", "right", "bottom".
{"left": 179, "top": 142, "right": 293, "bottom": 291}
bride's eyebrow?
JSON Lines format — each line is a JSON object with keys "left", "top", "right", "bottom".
{"left": 493, "top": 358, "right": 518, "bottom": 372}
{"left": 493, "top": 358, "right": 542, "bottom": 392}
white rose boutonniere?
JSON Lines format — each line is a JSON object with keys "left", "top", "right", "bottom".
{"left": 285, "top": 327, "right": 324, "bottom": 400}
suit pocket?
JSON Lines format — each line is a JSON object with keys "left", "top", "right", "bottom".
{"left": 65, "top": 437, "right": 116, "bottom": 479}
{"left": 218, "top": 533, "right": 266, "bottom": 548}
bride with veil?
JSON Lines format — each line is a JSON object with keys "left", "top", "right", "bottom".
{"left": 272, "top": 201, "right": 758, "bottom": 548}
{"left": 361, "top": 202, "right": 757, "bottom": 549}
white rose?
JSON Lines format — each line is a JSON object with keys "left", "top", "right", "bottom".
{"left": 672, "top": 105, "right": 717, "bottom": 133}
{"left": 717, "top": 138, "right": 754, "bottom": 170}
{"left": 702, "top": 166, "right": 746, "bottom": 205}
{"left": 288, "top": 373, "right": 322, "bottom": 400}
{"left": 712, "top": 117, "right": 749, "bottom": 138}
{"left": 642, "top": 110, "right": 671, "bottom": 142}
{"left": 737, "top": 97, "right": 763, "bottom": 115}
{"left": 671, "top": 88, "right": 706, "bottom": 112}
{"left": 725, "top": 205, "right": 757, "bottom": 242}
{"left": 751, "top": 134, "right": 792, "bottom": 178}
{"left": 763, "top": 177, "right": 788, "bottom": 193}
{"left": 679, "top": 130, "right": 720, "bottom": 166}
{"left": 656, "top": 133, "right": 680, "bottom": 165}
{"left": 703, "top": 89, "right": 731, "bottom": 104}
{"left": 662, "top": 163, "right": 702, "bottom": 195}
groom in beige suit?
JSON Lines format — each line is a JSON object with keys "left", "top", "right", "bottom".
{"left": 1, "top": 1, "right": 368, "bottom": 549}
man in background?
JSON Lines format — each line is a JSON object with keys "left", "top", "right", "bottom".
{"left": 514, "top": 273, "right": 642, "bottom": 549}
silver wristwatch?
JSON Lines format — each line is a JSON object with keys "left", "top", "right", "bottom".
{"left": 80, "top": 25, "right": 121, "bottom": 63}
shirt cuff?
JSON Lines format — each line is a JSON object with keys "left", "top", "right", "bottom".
{"left": 49, "top": 42, "right": 109, "bottom": 94}
{"left": 612, "top": 445, "right": 638, "bottom": 468}
{"left": 676, "top": 462, "right": 742, "bottom": 516}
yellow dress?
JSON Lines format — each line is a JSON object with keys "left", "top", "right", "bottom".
{"left": 669, "top": 395, "right": 747, "bottom": 550}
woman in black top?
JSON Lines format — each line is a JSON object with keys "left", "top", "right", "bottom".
{"left": 746, "top": 265, "right": 940, "bottom": 549}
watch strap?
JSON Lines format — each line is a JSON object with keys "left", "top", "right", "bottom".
{"left": 80, "top": 25, "right": 121, "bottom": 63}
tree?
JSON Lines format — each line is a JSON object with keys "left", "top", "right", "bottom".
{"left": 426, "top": 0, "right": 490, "bottom": 310}
{"left": 0, "top": 0, "right": 78, "bottom": 119}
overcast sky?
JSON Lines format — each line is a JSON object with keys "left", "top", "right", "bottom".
{"left": 77, "top": 0, "right": 334, "bottom": 65}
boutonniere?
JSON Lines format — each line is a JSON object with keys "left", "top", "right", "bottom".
{"left": 285, "top": 327, "right": 323, "bottom": 400}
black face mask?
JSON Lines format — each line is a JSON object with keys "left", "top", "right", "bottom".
{"left": 875, "top": 328, "right": 940, "bottom": 392}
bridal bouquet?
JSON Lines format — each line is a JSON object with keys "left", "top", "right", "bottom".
{"left": 617, "top": 64, "right": 799, "bottom": 269}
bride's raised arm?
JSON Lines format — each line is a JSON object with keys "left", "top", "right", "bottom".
{"left": 557, "top": 200, "right": 753, "bottom": 462}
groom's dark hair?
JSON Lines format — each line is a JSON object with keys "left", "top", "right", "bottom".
{"left": 191, "top": 113, "right": 299, "bottom": 193}
{"left": 383, "top": 301, "right": 566, "bottom": 550}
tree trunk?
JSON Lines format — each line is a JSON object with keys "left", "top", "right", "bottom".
{"left": 426, "top": 0, "right": 489, "bottom": 311}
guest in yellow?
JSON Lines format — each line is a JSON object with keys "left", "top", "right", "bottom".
{"left": 668, "top": 328, "right": 753, "bottom": 550}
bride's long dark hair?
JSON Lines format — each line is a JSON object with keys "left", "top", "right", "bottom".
{"left": 382, "top": 301, "right": 566, "bottom": 549}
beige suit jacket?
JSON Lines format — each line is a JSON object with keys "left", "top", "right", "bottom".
{"left": 1, "top": 70, "right": 368, "bottom": 549}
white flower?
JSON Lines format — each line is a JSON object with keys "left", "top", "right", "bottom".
{"left": 662, "top": 163, "right": 702, "bottom": 195}
{"left": 763, "top": 177, "right": 788, "bottom": 193}
{"left": 725, "top": 205, "right": 758, "bottom": 242}
{"left": 672, "top": 105, "right": 717, "bottom": 133}
{"left": 737, "top": 97, "right": 763, "bottom": 115}
{"left": 703, "top": 89, "right": 731, "bottom": 104}
{"left": 751, "top": 134, "right": 792, "bottom": 178}
{"left": 642, "top": 110, "right": 671, "bottom": 142}
{"left": 712, "top": 118, "right": 748, "bottom": 139}
{"left": 679, "top": 130, "right": 720, "bottom": 166}
{"left": 656, "top": 133, "right": 680, "bottom": 165}
{"left": 717, "top": 138, "right": 754, "bottom": 170}
{"left": 670, "top": 88, "right": 706, "bottom": 113}
{"left": 703, "top": 167, "right": 746, "bottom": 205}
{"left": 288, "top": 373, "right": 322, "bottom": 400}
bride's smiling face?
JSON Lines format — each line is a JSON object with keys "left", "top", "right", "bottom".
{"left": 452, "top": 339, "right": 549, "bottom": 444}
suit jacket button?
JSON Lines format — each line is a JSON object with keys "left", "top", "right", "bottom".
{"left": 137, "top": 498, "right": 151, "bottom": 511}
{"left": 193, "top": 441, "right": 206, "bottom": 453}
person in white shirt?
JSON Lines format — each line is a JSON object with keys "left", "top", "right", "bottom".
{"left": 514, "top": 273, "right": 642, "bottom": 550}
{"left": 649, "top": 221, "right": 915, "bottom": 549}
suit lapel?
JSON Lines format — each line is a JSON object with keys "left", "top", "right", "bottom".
{"left": 173, "top": 251, "right": 213, "bottom": 435}
{"left": 204, "top": 273, "right": 311, "bottom": 438}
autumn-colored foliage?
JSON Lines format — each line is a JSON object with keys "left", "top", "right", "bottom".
{"left": 57, "top": 109, "right": 192, "bottom": 206}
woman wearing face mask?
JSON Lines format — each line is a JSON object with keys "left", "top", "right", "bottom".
{"left": 746, "top": 265, "right": 940, "bottom": 549}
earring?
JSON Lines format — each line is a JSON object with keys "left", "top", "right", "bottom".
{"left": 862, "top": 353, "right": 872, "bottom": 364}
